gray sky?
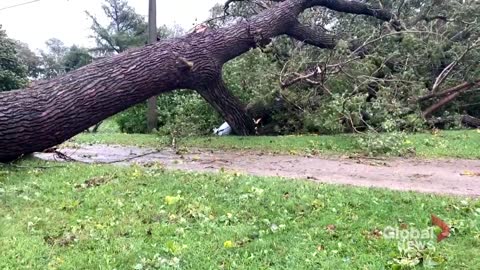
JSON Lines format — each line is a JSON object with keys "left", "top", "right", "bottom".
{"left": 0, "top": 0, "right": 222, "bottom": 51}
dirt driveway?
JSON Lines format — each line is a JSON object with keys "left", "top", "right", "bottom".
{"left": 35, "top": 144, "right": 480, "bottom": 197}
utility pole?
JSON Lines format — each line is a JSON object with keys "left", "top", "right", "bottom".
{"left": 146, "top": 0, "right": 158, "bottom": 132}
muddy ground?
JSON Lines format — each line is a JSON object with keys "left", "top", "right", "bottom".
{"left": 35, "top": 144, "right": 480, "bottom": 197}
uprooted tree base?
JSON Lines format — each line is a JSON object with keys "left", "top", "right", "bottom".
{"left": 0, "top": 0, "right": 399, "bottom": 162}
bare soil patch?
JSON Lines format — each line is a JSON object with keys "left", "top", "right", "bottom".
{"left": 35, "top": 145, "right": 480, "bottom": 197}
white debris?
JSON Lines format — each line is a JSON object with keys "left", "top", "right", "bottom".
{"left": 213, "top": 122, "right": 232, "bottom": 136}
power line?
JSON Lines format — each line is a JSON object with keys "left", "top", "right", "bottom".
{"left": 0, "top": 0, "right": 41, "bottom": 12}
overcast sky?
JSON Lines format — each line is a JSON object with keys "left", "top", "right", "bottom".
{"left": 0, "top": 0, "right": 222, "bottom": 51}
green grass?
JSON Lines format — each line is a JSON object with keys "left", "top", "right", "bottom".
{"left": 73, "top": 124, "right": 480, "bottom": 159}
{"left": 1, "top": 160, "right": 479, "bottom": 269}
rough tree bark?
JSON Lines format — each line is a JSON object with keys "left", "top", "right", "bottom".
{"left": 0, "top": 0, "right": 396, "bottom": 162}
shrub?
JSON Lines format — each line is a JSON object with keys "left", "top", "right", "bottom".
{"left": 115, "top": 90, "right": 220, "bottom": 136}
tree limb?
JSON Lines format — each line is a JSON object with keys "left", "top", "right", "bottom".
{"left": 422, "top": 81, "right": 480, "bottom": 118}
{"left": 286, "top": 20, "right": 336, "bottom": 48}
{"left": 418, "top": 80, "right": 480, "bottom": 102}
{"left": 304, "top": 0, "right": 401, "bottom": 29}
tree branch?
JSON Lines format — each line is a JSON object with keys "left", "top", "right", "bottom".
{"left": 422, "top": 81, "right": 480, "bottom": 118}
{"left": 281, "top": 67, "right": 323, "bottom": 88}
{"left": 305, "top": 0, "right": 400, "bottom": 29}
{"left": 286, "top": 20, "right": 336, "bottom": 48}
{"left": 418, "top": 80, "right": 480, "bottom": 102}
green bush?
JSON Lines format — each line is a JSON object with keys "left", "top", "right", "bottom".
{"left": 115, "top": 90, "right": 220, "bottom": 136}
{"left": 115, "top": 104, "right": 148, "bottom": 134}
{"left": 156, "top": 91, "right": 220, "bottom": 137}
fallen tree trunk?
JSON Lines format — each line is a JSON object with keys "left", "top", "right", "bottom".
{"left": 461, "top": 115, "right": 480, "bottom": 128}
{"left": 428, "top": 114, "right": 480, "bottom": 128}
{"left": 0, "top": 0, "right": 396, "bottom": 162}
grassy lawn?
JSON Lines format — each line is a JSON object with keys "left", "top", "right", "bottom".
{"left": 1, "top": 160, "right": 479, "bottom": 269}
{"left": 73, "top": 123, "right": 480, "bottom": 159}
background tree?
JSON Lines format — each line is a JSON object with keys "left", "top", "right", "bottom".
{"left": 63, "top": 46, "right": 93, "bottom": 72}
{"left": 38, "top": 38, "right": 92, "bottom": 79}
{"left": 0, "top": 25, "right": 28, "bottom": 91}
{"left": 86, "top": 0, "right": 147, "bottom": 55}
{"left": 14, "top": 41, "right": 41, "bottom": 79}
{"left": 38, "top": 38, "right": 68, "bottom": 79}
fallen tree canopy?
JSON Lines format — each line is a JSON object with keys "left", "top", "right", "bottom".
{"left": 0, "top": 0, "right": 399, "bottom": 162}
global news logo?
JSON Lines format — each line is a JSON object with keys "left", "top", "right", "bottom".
{"left": 383, "top": 214, "right": 450, "bottom": 243}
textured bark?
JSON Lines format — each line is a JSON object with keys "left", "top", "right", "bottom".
{"left": 461, "top": 115, "right": 480, "bottom": 128}
{"left": 198, "top": 79, "right": 256, "bottom": 135}
{"left": 0, "top": 0, "right": 395, "bottom": 162}
{"left": 287, "top": 21, "right": 336, "bottom": 48}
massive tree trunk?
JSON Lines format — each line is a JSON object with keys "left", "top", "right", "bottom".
{"left": 0, "top": 0, "right": 396, "bottom": 162}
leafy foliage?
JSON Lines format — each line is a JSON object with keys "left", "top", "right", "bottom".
{"left": 203, "top": 0, "right": 480, "bottom": 136}
{"left": 86, "top": 0, "right": 147, "bottom": 55}
{"left": 356, "top": 132, "right": 412, "bottom": 157}
{"left": 63, "top": 46, "right": 93, "bottom": 72}
{"left": 0, "top": 25, "right": 28, "bottom": 91}
{"left": 116, "top": 91, "right": 220, "bottom": 136}
{"left": 14, "top": 41, "right": 41, "bottom": 78}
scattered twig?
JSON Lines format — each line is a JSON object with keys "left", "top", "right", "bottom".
{"left": 51, "top": 149, "right": 164, "bottom": 165}
{"left": 0, "top": 163, "right": 66, "bottom": 169}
